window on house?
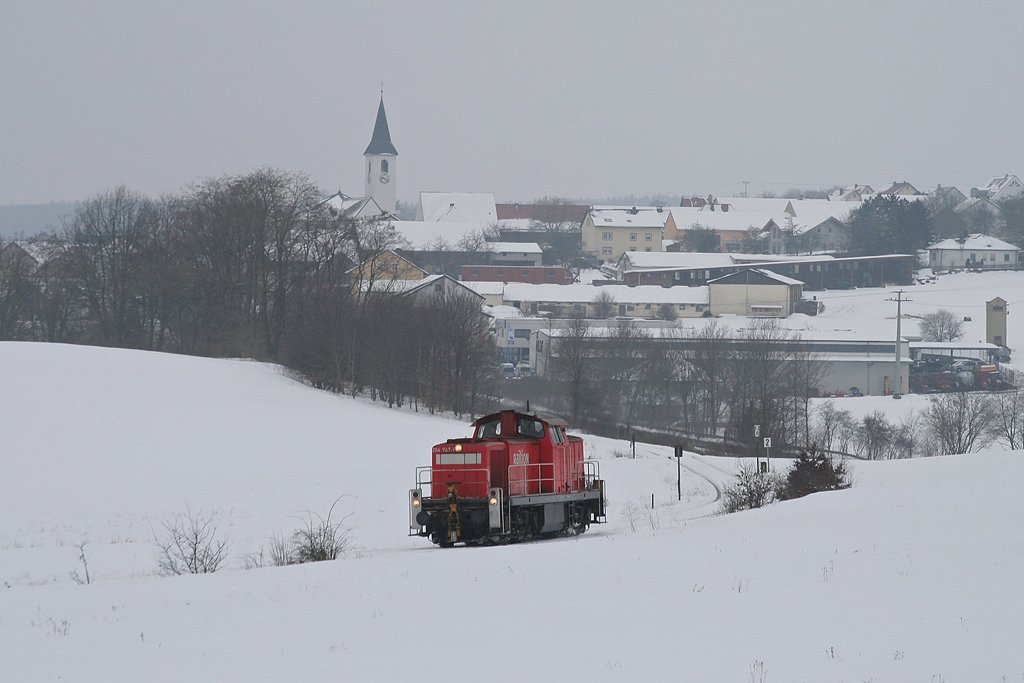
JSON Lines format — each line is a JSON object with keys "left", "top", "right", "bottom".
{"left": 1005, "top": 253, "right": 1011, "bottom": 262}
{"left": 381, "top": 159, "right": 389, "bottom": 174}
{"left": 629, "top": 247, "right": 637, "bottom": 252}
{"left": 522, "top": 270, "right": 530, "bottom": 277}
{"left": 496, "top": 270, "right": 505, "bottom": 277}
{"left": 630, "top": 233, "right": 637, "bottom": 241}
{"left": 644, "top": 247, "right": 652, "bottom": 252}
{"left": 602, "top": 231, "right": 612, "bottom": 240}
{"left": 390, "top": 262, "right": 399, "bottom": 274}
{"left": 513, "top": 329, "right": 531, "bottom": 339}
{"left": 645, "top": 233, "right": 653, "bottom": 241}
{"left": 601, "top": 246, "right": 613, "bottom": 255}
{"left": 644, "top": 304, "right": 651, "bottom": 310}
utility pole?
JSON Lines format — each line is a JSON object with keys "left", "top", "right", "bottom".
{"left": 743, "top": 180, "right": 750, "bottom": 198}
{"left": 886, "top": 290, "right": 912, "bottom": 398}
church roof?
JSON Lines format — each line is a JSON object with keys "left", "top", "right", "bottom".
{"left": 364, "top": 97, "right": 398, "bottom": 156}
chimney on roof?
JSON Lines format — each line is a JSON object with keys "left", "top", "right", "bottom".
{"left": 656, "top": 205, "right": 663, "bottom": 213}
{"left": 628, "top": 206, "right": 639, "bottom": 215}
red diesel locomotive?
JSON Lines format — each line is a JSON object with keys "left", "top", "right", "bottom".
{"left": 409, "top": 409, "right": 606, "bottom": 546}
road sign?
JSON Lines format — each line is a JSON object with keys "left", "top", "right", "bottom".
{"left": 763, "top": 437, "right": 772, "bottom": 449}
{"left": 753, "top": 424, "right": 761, "bottom": 438}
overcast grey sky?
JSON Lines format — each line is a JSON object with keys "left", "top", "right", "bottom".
{"left": 2, "top": 1, "right": 1022, "bottom": 205}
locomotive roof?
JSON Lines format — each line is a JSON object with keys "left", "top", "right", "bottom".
{"left": 473, "top": 409, "right": 568, "bottom": 428}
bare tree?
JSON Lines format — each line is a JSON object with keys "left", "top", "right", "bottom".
{"left": 0, "top": 239, "right": 39, "bottom": 340}
{"left": 555, "top": 315, "right": 596, "bottom": 424}
{"left": 856, "top": 410, "right": 893, "bottom": 460}
{"left": 592, "top": 289, "right": 616, "bottom": 319}
{"left": 923, "top": 392, "right": 996, "bottom": 454}
{"left": 918, "top": 309, "right": 965, "bottom": 342}
{"left": 63, "top": 186, "right": 157, "bottom": 347}
{"left": 989, "top": 388, "right": 1024, "bottom": 450}
{"left": 688, "top": 321, "right": 731, "bottom": 435}
{"left": 812, "top": 400, "right": 853, "bottom": 452}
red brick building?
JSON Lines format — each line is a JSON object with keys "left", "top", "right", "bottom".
{"left": 460, "top": 265, "right": 574, "bottom": 285}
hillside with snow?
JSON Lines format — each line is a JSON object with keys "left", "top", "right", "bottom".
{"left": 2, "top": 342, "right": 1023, "bottom": 681}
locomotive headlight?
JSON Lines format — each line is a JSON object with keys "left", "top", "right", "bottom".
{"left": 455, "top": 443, "right": 462, "bottom": 452}
{"left": 489, "top": 496, "right": 498, "bottom": 506}
{"left": 412, "top": 497, "right": 421, "bottom": 507}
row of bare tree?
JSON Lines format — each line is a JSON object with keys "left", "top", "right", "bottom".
{"left": 0, "top": 170, "right": 496, "bottom": 415}
{"left": 510, "top": 318, "right": 826, "bottom": 450}
{"left": 812, "top": 387, "right": 1024, "bottom": 458}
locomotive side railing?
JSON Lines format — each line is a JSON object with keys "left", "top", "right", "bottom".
{"left": 508, "top": 462, "right": 554, "bottom": 495}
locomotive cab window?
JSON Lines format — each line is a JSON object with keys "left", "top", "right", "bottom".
{"left": 551, "top": 426, "right": 565, "bottom": 445}
{"left": 476, "top": 419, "right": 502, "bottom": 437}
{"left": 516, "top": 418, "right": 544, "bottom": 438}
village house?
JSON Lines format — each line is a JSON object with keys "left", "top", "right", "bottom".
{"left": 581, "top": 206, "right": 670, "bottom": 264}
{"left": 970, "top": 174, "right": 1024, "bottom": 202}
{"left": 927, "top": 234, "right": 1021, "bottom": 271}
{"left": 707, "top": 268, "right": 804, "bottom": 317}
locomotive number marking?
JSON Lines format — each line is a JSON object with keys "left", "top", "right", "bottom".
{"left": 511, "top": 451, "right": 530, "bottom": 465}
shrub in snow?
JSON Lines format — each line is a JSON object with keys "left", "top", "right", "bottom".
{"left": 777, "top": 446, "right": 850, "bottom": 501}
{"left": 154, "top": 508, "right": 229, "bottom": 575}
{"left": 720, "top": 463, "right": 779, "bottom": 513}
{"left": 288, "top": 506, "right": 352, "bottom": 563}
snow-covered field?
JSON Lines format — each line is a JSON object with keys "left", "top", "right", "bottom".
{"left": 2, "top": 341, "right": 1024, "bottom": 681}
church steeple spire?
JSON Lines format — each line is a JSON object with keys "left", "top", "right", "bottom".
{"left": 363, "top": 93, "right": 398, "bottom": 214}
{"left": 364, "top": 96, "right": 398, "bottom": 156}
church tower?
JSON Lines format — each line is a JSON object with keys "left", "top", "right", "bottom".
{"left": 364, "top": 95, "right": 398, "bottom": 214}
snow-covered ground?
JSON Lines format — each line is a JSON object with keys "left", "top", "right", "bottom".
{"left": 800, "top": 270, "right": 1024, "bottom": 356}
{"left": 2, "top": 341, "right": 1024, "bottom": 681}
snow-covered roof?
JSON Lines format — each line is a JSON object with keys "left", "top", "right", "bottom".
{"left": 463, "top": 281, "right": 505, "bottom": 296}
{"left": 416, "top": 192, "right": 497, "bottom": 225}
{"left": 502, "top": 283, "right": 709, "bottom": 306}
{"left": 667, "top": 207, "right": 779, "bottom": 232}
{"left": 620, "top": 251, "right": 737, "bottom": 270}
{"left": 928, "top": 234, "right": 1020, "bottom": 252}
{"left": 787, "top": 199, "right": 861, "bottom": 226}
{"left": 487, "top": 241, "right": 543, "bottom": 254}
{"left": 619, "top": 251, "right": 833, "bottom": 272}
{"left": 321, "top": 192, "right": 386, "bottom": 220}
{"left": 712, "top": 197, "right": 796, "bottom": 214}
{"left": 390, "top": 220, "right": 488, "bottom": 250}
{"left": 588, "top": 207, "right": 669, "bottom": 229}
{"left": 954, "top": 197, "right": 999, "bottom": 215}
{"left": 707, "top": 268, "right": 803, "bottom": 286}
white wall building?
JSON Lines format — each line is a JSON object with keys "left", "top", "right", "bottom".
{"left": 927, "top": 234, "right": 1021, "bottom": 271}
